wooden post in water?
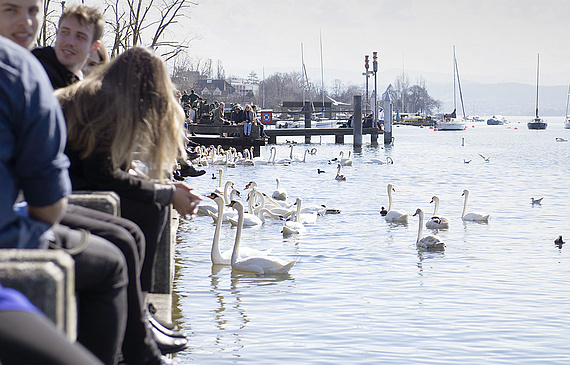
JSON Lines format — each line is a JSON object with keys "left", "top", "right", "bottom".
{"left": 353, "top": 95, "right": 362, "bottom": 149}
{"left": 304, "top": 101, "right": 312, "bottom": 144}
{"left": 383, "top": 90, "right": 393, "bottom": 145}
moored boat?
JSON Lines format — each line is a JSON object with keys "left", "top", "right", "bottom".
{"left": 486, "top": 116, "right": 504, "bottom": 125}
{"left": 528, "top": 54, "right": 547, "bottom": 130}
{"left": 435, "top": 46, "right": 466, "bottom": 131}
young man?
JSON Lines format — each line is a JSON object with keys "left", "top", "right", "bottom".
{"left": 32, "top": 4, "right": 102, "bottom": 89}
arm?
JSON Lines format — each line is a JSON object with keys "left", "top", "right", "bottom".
{"left": 27, "top": 197, "right": 68, "bottom": 225}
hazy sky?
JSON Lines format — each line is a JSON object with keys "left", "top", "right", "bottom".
{"left": 182, "top": 0, "right": 569, "bottom": 88}
{"left": 87, "top": 0, "right": 570, "bottom": 88}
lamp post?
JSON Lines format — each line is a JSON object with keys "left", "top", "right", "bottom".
{"left": 362, "top": 55, "right": 372, "bottom": 115}
{"left": 373, "top": 51, "right": 378, "bottom": 124}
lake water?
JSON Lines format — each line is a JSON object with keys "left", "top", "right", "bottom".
{"left": 173, "top": 116, "right": 570, "bottom": 364}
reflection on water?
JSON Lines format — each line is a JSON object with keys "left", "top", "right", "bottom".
{"left": 174, "top": 119, "right": 570, "bottom": 364}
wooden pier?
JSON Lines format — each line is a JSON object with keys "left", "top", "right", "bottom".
{"left": 264, "top": 126, "right": 382, "bottom": 144}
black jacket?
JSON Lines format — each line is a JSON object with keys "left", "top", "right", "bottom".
{"left": 32, "top": 47, "right": 79, "bottom": 90}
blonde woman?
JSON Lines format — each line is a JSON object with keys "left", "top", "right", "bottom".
{"left": 57, "top": 47, "right": 202, "bottom": 297}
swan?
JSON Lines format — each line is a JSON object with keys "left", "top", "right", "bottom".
{"left": 252, "top": 147, "right": 273, "bottom": 165}
{"left": 282, "top": 198, "right": 307, "bottom": 236}
{"left": 206, "top": 187, "right": 240, "bottom": 222}
{"left": 250, "top": 190, "right": 294, "bottom": 217}
{"left": 213, "top": 168, "right": 224, "bottom": 194}
{"left": 365, "top": 156, "right": 393, "bottom": 165}
{"left": 384, "top": 183, "right": 408, "bottom": 223}
{"left": 413, "top": 208, "right": 445, "bottom": 251}
{"left": 208, "top": 193, "right": 271, "bottom": 265}
{"left": 335, "top": 164, "right": 347, "bottom": 180}
{"left": 271, "top": 146, "right": 292, "bottom": 165}
{"left": 228, "top": 200, "right": 298, "bottom": 274}
{"left": 425, "top": 195, "right": 450, "bottom": 229}
{"left": 339, "top": 151, "right": 353, "bottom": 166}
{"left": 461, "top": 189, "right": 490, "bottom": 222}
{"left": 272, "top": 178, "right": 288, "bottom": 201}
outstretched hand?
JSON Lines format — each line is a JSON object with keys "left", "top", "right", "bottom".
{"left": 171, "top": 181, "right": 202, "bottom": 219}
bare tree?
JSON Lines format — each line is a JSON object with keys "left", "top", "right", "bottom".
{"left": 103, "top": 0, "right": 197, "bottom": 59}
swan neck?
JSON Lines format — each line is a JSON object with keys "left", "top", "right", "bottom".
{"left": 462, "top": 193, "right": 468, "bottom": 217}
{"left": 387, "top": 187, "right": 394, "bottom": 211}
{"left": 231, "top": 203, "right": 244, "bottom": 264}
{"left": 417, "top": 211, "right": 424, "bottom": 242}
{"left": 212, "top": 198, "right": 224, "bottom": 261}
{"left": 295, "top": 199, "right": 302, "bottom": 222}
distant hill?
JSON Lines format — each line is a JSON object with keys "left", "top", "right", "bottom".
{"left": 427, "top": 81, "right": 568, "bottom": 117}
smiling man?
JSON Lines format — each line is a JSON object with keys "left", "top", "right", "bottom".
{"left": 32, "top": 4, "right": 102, "bottom": 89}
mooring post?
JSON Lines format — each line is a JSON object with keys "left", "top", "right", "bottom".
{"left": 353, "top": 95, "right": 362, "bottom": 149}
{"left": 383, "top": 90, "right": 393, "bottom": 145}
{"left": 304, "top": 101, "right": 312, "bottom": 144}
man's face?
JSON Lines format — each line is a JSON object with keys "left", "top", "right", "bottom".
{"left": 0, "top": 0, "right": 42, "bottom": 49}
{"left": 54, "top": 16, "right": 98, "bottom": 74}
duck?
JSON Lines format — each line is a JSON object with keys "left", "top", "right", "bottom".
{"left": 461, "top": 189, "right": 490, "bottom": 222}
{"left": 425, "top": 196, "right": 450, "bottom": 229}
{"left": 413, "top": 208, "right": 445, "bottom": 251}
{"left": 228, "top": 200, "right": 298, "bottom": 274}
{"left": 384, "top": 183, "right": 409, "bottom": 223}
{"left": 208, "top": 193, "right": 272, "bottom": 265}
{"left": 335, "top": 164, "right": 347, "bottom": 180}
{"left": 531, "top": 197, "right": 543, "bottom": 205}
{"left": 317, "top": 168, "right": 326, "bottom": 174}
{"left": 380, "top": 206, "right": 388, "bottom": 216}
{"left": 282, "top": 198, "right": 307, "bottom": 236}
{"left": 272, "top": 178, "right": 288, "bottom": 201}
{"left": 555, "top": 235, "right": 565, "bottom": 248}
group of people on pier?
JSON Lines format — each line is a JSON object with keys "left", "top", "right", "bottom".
{"left": 1, "top": 2, "right": 203, "bottom": 364}
{"left": 180, "top": 92, "right": 268, "bottom": 138}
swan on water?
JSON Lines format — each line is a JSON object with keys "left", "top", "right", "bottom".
{"left": 228, "top": 200, "right": 298, "bottom": 274}
{"left": 461, "top": 189, "right": 490, "bottom": 222}
{"left": 365, "top": 156, "right": 393, "bottom": 165}
{"left": 198, "top": 179, "right": 236, "bottom": 216}
{"left": 272, "top": 178, "right": 289, "bottom": 200}
{"left": 413, "top": 208, "right": 445, "bottom": 251}
{"left": 208, "top": 193, "right": 272, "bottom": 265}
{"left": 384, "top": 183, "right": 409, "bottom": 223}
{"left": 425, "top": 195, "right": 450, "bottom": 229}
{"left": 335, "top": 164, "right": 347, "bottom": 180}
{"left": 282, "top": 198, "right": 307, "bottom": 236}
{"left": 206, "top": 187, "right": 240, "bottom": 222}
{"left": 339, "top": 151, "right": 353, "bottom": 166}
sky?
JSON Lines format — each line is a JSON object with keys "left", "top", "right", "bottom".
{"left": 86, "top": 0, "right": 570, "bottom": 89}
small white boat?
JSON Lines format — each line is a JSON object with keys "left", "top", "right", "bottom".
{"left": 436, "top": 46, "right": 466, "bottom": 131}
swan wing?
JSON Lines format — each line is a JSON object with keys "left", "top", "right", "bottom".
{"left": 385, "top": 210, "right": 409, "bottom": 223}
{"left": 417, "top": 235, "right": 445, "bottom": 251}
{"left": 462, "top": 212, "right": 490, "bottom": 221}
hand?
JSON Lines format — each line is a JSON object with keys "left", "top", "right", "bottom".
{"left": 171, "top": 182, "right": 202, "bottom": 219}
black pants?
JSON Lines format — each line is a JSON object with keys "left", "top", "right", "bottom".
{"left": 118, "top": 196, "right": 168, "bottom": 292}
{"left": 51, "top": 223, "right": 127, "bottom": 365}
{"left": 61, "top": 204, "right": 161, "bottom": 364}
{"left": 0, "top": 309, "right": 104, "bottom": 365}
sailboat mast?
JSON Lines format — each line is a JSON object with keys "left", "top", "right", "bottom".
{"left": 566, "top": 83, "right": 570, "bottom": 117}
{"left": 320, "top": 30, "right": 324, "bottom": 116}
{"left": 536, "top": 53, "right": 540, "bottom": 119}
{"left": 301, "top": 43, "right": 305, "bottom": 104}
{"left": 455, "top": 49, "right": 466, "bottom": 119}
{"left": 453, "top": 46, "right": 457, "bottom": 113}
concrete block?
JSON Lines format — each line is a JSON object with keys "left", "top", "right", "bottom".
{"left": 69, "top": 191, "right": 121, "bottom": 216}
{"left": 150, "top": 205, "right": 177, "bottom": 295}
{"left": 0, "top": 249, "right": 76, "bottom": 340}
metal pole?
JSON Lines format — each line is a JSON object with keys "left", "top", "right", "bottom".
{"left": 383, "top": 89, "right": 392, "bottom": 145}
{"left": 353, "top": 95, "right": 362, "bottom": 149}
{"left": 373, "top": 52, "right": 378, "bottom": 123}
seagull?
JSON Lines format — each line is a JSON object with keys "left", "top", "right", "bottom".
{"left": 464, "top": 159, "right": 471, "bottom": 164}
{"left": 555, "top": 235, "right": 565, "bottom": 248}
{"left": 326, "top": 95, "right": 352, "bottom": 106}
{"left": 531, "top": 197, "right": 543, "bottom": 205}
{"left": 478, "top": 153, "right": 491, "bottom": 162}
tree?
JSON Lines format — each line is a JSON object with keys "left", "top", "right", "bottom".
{"left": 246, "top": 71, "right": 260, "bottom": 85}
{"left": 390, "top": 74, "right": 441, "bottom": 115}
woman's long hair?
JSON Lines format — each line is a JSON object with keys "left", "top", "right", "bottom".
{"left": 57, "top": 47, "right": 186, "bottom": 181}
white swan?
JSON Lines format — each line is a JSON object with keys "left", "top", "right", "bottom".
{"left": 288, "top": 199, "right": 318, "bottom": 224}
{"left": 413, "top": 208, "right": 445, "bottom": 251}
{"left": 228, "top": 200, "right": 298, "bottom": 274}
{"left": 207, "top": 187, "right": 240, "bottom": 222}
{"left": 365, "top": 156, "right": 394, "bottom": 165}
{"left": 251, "top": 191, "right": 294, "bottom": 218}
{"left": 384, "top": 183, "right": 409, "bottom": 223}
{"left": 339, "top": 151, "right": 353, "bottom": 166}
{"left": 335, "top": 163, "right": 347, "bottom": 180}
{"left": 213, "top": 168, "right": 224, "bottom": 194}
{"left": 271, "top": 146, "right": 292, "bottom": 165}
{"left": 282, "top": 198, "right": 307, "bottom": 236}
{"left": 461, "top": 189, "right": 490, "bottom": 222}
{"left": 272, "top": 178, "right": 288, "bottom": 201}
{"left": 252, "top": 147, "right": 273, "bottom": 165}
{"left": 426, "top": 195, "right": 450, "bottom": 229}
{"left": 209, "top": 193, "right": 271, "bottom": 265}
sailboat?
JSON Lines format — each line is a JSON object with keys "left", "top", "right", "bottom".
{"left": 564, "top": 85, "right": 570, "bottom": 129}
{"left": 527, "top": 54, "right": 547, "bottom": 130}
{"left": 436, "top": 46, "right": 466, "bottom": 131}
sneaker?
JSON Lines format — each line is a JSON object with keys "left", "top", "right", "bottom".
{"left": 178, "top": 165, "right": 206, "bottom": 177}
